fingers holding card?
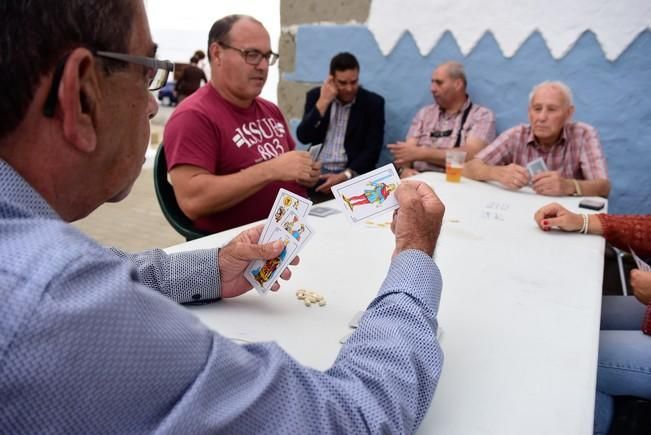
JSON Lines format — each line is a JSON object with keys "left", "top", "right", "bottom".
{"left": 331, "top": 164, "right": 401, "bottom": 224}
{"left": 246, "top": 189, "right": 315, "bottom": 295}
{"left": 245, "top": 228, "right": 300, "bottom": 294}
{"left": 526, "top": 157, "right": 548, "bottom": 178}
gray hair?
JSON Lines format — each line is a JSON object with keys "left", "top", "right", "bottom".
{"left": 529, "top": 81, "right": 574, "bottom": 106}
{"left": 441, "top": 61, "right": 467, "bottom": 88}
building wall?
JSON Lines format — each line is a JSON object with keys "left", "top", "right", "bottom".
{"left": 278, "top": 0, "right": 651, "bottom": 214}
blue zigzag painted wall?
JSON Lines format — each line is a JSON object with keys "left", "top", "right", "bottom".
{"left": 285, "top": 26, "right": 651, "bottom": 214}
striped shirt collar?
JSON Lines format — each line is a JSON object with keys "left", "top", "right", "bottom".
{"left": 526, "top": 123, "right": 569, "bottom": 149}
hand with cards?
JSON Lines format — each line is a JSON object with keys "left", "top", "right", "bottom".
{"left": 529, "top": 164, "right": 573, "bottom": 196}
{"left": 244, "top": 189, "right": 315, "bottom": 294}
{"left": 630, "top": 266, "right": 651, "bottom": 305}
{"left": 526, "top": 157, "right": 548, "bottom": 178}
{"left": 630, "top": 248, "right": 651, "bottom": 273}
{"left": 494, "top": 163, "right": 530, "bottom": 190}
{"left": 218, "top": 225, "right": 301, "bottom": 298}
{"left": 331, "top": 164, "right": 401, "bottom": 224}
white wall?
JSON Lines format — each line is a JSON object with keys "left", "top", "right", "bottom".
{"left": 145, "top": 0, "right": 280, "bottom": 103}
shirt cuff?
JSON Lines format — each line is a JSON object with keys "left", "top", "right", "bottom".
{"left": 374, "top": 249, "right": 442, "bottom": 317}
{"left": 169, "top": 248, "right": 220, "bottom": 303}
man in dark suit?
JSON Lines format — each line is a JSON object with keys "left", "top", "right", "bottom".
{"left": 296, "top": 52, "right": 385, "bottom": 199}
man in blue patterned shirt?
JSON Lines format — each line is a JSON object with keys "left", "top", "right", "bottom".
{"left": 0, "top": 1, "right": 445, "bottom": 433}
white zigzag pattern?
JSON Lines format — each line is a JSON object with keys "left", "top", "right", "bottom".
{"left": 367, "top": 0, "right": 651, "bottom": 60}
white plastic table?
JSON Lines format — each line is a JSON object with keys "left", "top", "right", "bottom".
{"left": 166, "top": 173, "right": 606, "bottom": 435}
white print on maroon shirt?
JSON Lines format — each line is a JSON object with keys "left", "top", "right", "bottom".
{"left": 232, "top": 118, "right": 288, "bottom": 161}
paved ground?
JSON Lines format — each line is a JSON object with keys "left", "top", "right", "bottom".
{"left": 71, "top": 105, "right": 185, "bottom": 252}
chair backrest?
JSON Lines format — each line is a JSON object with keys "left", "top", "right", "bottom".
{"left": 153, "top": 144, "right": 208, "bottom": 241}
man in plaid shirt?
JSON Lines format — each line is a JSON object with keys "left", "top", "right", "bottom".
{"left": 388, "top": 61, "right": 496, "bottom": 177}
{"left": 465, "top": 81, "right": 610, "bottom": 197}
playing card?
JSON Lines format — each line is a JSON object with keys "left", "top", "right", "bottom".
{"left": 245, "top": 226, "right": 300, "bottom": 294}
{"left": 308, "top": 206, "right": 340, "bottom": 217}
{"left": 260, "top": 189, "right": 312, "bottom": 242}
{"left": 331, "top": 164, "right": 400, "bottom": 224}
{"left": 526, "top": 157, "right": 548, "bottom": 177}
{"left": 630, "top": 248, "right": 651, "bottom": 272}
{"left": 308, "top": 144, "right": 323, "bottom": 161}
{"left": 278, "top": 210, "right": 315, "bottom": 248}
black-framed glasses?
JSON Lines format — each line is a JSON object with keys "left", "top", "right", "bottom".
{"left": 217, "top": 41, "right": 278, "bottom": 66}
{"left": 43, "top": 50, "right": 174, "bottom": 117}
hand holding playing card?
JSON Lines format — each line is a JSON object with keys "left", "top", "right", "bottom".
{"left": 391, "top": 181, "right": 445, "bottom": 258}
{"left": 220, "top": 225, "right": 300, "bottom": 298}
{"left": 630, "top": 269, "right": 651, "bottom": 305}
{"left": 496, "top": 164, "right": 529, "bottom": 190}
{"left": 267, "top": 150, "right": 314, "bottom": 182}
{"left": 526, "top": 157, "right": 548, "bottom": 178}
{"left": 297, "top": 160, "right": 322, "bottom": 188}
{"left": 531, "top": 171, "right": 572, "bottom": 196}
{"left": 245, "top": 189, "right": 315, "bottom": 294}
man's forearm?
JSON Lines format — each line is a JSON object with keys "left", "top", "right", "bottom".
{"left": 463, "top": 158, "right": 496, "bottom": 181}
{"left": 577, "top": 178, "right": 611, "bottom": 197}
{"left": 173, "top": 161, "right": 278, "bottom": 218}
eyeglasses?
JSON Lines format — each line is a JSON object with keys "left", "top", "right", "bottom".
{"left": 217, "top": 41, "right": 279, "bottom": 66}
{"left": 94, "top": 50, "right": 174, "bottom": 91}
{"left": 43, "top": 50, "right": 174, "bottom": 117}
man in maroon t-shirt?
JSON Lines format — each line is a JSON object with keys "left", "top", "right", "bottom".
{"left": 164, "top": 15, "right": 320, "bottom": 233}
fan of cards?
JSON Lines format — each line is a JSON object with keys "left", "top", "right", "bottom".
{"left": 244, "top": 189, "right": 315, "bottom": 295}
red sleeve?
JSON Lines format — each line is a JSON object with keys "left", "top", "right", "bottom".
{"left": 643, "top": 305, "right": 651, "bottom": 335}
{"left": 598, "top": 214, "right": 651, "bottom": 257}
{"left": 163, "top": 109, "right": 220, "bottom": 173}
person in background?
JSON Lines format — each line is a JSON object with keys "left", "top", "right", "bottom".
{"left": 164, "top": 15, "right": 320, "bottom": 233}
{"left": 296, "top": 52, "right": 385, "bottom": 201}
{"left": 194, "top": 49, "right": 211, "bottom": 80}
{"left": 1, "top": 1, "right": 446, "bottom": 433}
{"left": 533, "top": 203, "right": 651, "bottom": 434}
{"left": 465, "top": 81, "right": 610, "bottom": 197}
{"left": 174, "top": 55, "right": 207, "bottom": 103}
{"left": 388, "top": 61, "right": 496, "bottom": 177}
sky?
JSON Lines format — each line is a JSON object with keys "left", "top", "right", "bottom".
{"left": 145, "top": 0, "right": 280, "bottom": 102}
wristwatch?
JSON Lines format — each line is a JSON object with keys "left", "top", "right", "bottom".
{"left": 343, "top": 169, "right": 354, "bottom": 180}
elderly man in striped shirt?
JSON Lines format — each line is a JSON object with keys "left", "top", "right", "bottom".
{"left": 464, "top": 81, "right": 610, "bottom": 197}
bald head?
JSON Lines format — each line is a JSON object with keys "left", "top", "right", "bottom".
{"left": 207, "top": 14, "right": 264, "bottom": 61}
{"left": 430, "top": 61, "right": 468, "bottom": 111}
{"left": 528, "top": 81, "right": 575, "bottom": 146}
{"left": 529, "top": 81, "right": 573, "bottom": 107}
{"left": 439, "top": 61, "right": 467, "bottom": 89}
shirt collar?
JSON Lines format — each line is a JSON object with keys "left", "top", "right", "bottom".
{"left": 440, "top": 95, "right": 471, "bottom": 117}
{"left": 526, "top": 124, "right": 569, "bottom": 148}
{"left": 0, "top": 159, "right": 60, "bottom": 220}
{"left": 333, "top": 97, "right": 356, "bottom": 109}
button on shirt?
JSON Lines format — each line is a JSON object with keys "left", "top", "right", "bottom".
{"left": 475, "top": 122, "right": 609, "bottom": 180}
{"left": 407, "top": 99, "right": 496, "bottom": 171}
{"left": 321, "top": 99, "right": 354, "bottom": 172}
{"left": 0, "top": 159, "right": 444, "bottom": 433}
